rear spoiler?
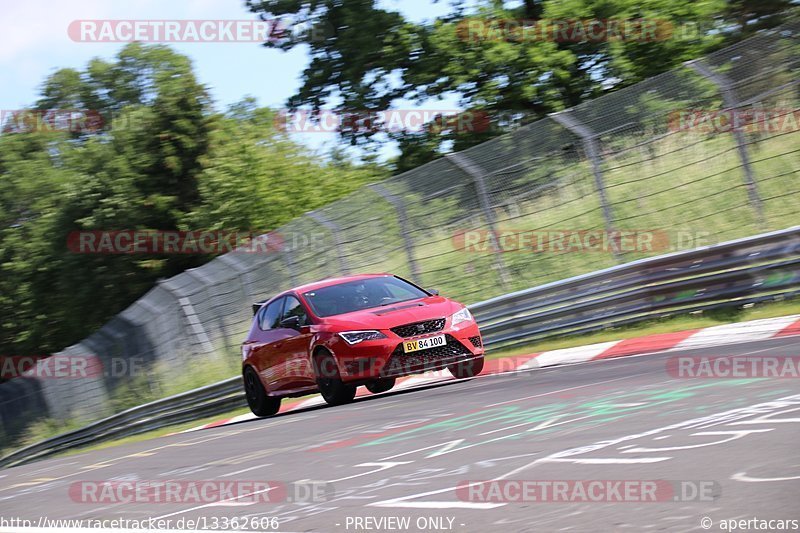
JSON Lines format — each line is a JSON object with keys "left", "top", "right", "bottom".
{"left": 252, "top": 301, "right": 268, "bottom": 316}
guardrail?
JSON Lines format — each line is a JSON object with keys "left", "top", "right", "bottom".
{"left": 2, "top": 226, "right": 799, "bottom": 468}
{"left": 473, "top": 226, "right": 800, "bottom": 348}
{"left": 0, "top": 378, "right": 243, "bottom": 469}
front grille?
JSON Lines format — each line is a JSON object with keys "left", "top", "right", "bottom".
{"left": 468, "top": 335, "right": 482, "bottom": 348}
{"left": 381, "top": 334, "right": 471, "bottom": 376}
{"left": 390, "top": 318, "right": 445, "bottom": 338}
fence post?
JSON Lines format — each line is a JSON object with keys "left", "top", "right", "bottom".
{"left": 549, "top": 111, "right": 623, "bottom": 263}
{"left": 157, "top": 279, "right": 216, "bottom": 356}
{"left": 446, "top": 152, "right": 511, "bottom": 289}
{"left": 306, "top": 210, "right": 349, "bottom": 275}
{"left": 686, "top": 59, "right": 765, "bottom": 227}
{"left": 282, "top": 247, "right": 298, "bottom": 286}
{"left": 217, "top": 253, "right": 256, "bottom": 300}
{"left": 368, "top": 183, "right": 422, "bottom": 283}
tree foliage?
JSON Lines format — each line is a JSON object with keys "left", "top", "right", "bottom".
{"left": 247, "top": 0, "right": 796, "bottom": 170}
{"left": 0, "top": 45, "right": 381, "bottom": 356}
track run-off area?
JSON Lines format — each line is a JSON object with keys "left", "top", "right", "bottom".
{"left": 1, "top": 335, "right": 800, "bottom": 532}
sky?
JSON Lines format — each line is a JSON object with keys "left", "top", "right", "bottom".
{"left": 0, "top": 0, "right": 463, "bottom": 159}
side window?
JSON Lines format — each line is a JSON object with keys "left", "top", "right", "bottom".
{"left": 258, "top": 298, "right": 284, "bottom": 330}
{"left": 281, "top": 295, "right": 308, "bottom": 326}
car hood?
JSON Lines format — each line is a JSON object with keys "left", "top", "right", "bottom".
{"left": 320, "top": 296, "right": 461, "bottom": 330}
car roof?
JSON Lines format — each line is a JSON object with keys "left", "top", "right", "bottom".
{"left": 290, "top": 273, "right": 393, "bottom": 295}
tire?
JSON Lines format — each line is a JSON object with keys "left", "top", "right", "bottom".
{"left": 314, "top": 350, "right": 357, "bottom": 406}
{"left": 448, "top": 356, "right": 485, "bottom": 379}
{"left": 365, "top": 377, "right": 396, "bottom": 394}
{"left": 243, "top": 367, "right": 281, "bottom": 417}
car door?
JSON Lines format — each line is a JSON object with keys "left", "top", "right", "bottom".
{"left": 273, "top": 294, "right": 316, "bottom": 390}
{"left": 249, "top": 297, "right": 285, "bottom": 392}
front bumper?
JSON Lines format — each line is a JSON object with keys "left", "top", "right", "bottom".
{"left": 334, "top": 321, "right": 484, "bottom": 382}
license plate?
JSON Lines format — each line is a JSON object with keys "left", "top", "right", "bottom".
{"left": 403, "top": 334, "right": 446, "bottom": 353}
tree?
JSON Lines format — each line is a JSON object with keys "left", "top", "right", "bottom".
{"left": 247, "top": 0, "right": 795, "bottom": 170}
{"left": 726, "top": 0, "right": 795, "bottom": 34}
{"left": 543, "top": 0, "right": 728, "bottom": 82}
{"left": 0, "top": 46, "right": 384, "bottom": 357}
{"left": 183, "top": 100, "right": 384, "bottom": 232}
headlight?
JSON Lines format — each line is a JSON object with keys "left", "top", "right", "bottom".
{"left": 450, "top": 307, "right": 474, "bottom": 327}
{"left": 339, "top": 330, "right": 387, "bottom": 345}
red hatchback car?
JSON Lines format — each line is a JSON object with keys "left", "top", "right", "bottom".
{"left": 241, "top": 273, "right": 484, "bottom": 416}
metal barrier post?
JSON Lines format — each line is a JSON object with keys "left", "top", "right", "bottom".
{"left": 368, "top": 183, "right": 422, "bottom": 283}
{"left": 306, "top": 210, "right": 350, "bottom": 275}
{"left": 282, "top": 248, "right": 298, "bottom": 286}
{"left": 157, "top": 279, "right": 216, "bottom": 355}
{"left": 446, "top": 152, "right": 511, "bottom": 289}
{"left": 549, "top": 111, "right": 623, "bottom": 263}
{"left": 686, "top": 59, "right": 765, "bottom": 227}
{"left": 217, "top": 253, "right": 256, "bottom": 299}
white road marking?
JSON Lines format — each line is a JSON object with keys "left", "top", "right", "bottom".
{"left": 28, "top": 462, "right": 76, "bottom": 475}
{"left": 478, "top": 414, "right": 596, "bottom": 436}
{"left": 517, "top": 341, "right": 620, "bottom": 369}
{"left": 150, "top": 462, "right": 412, "bottom": 521}
{"left": 732, "top": 472, "right": 800, "bottom": 482}
{"left": 220, "top": 463, "right": 273, "bottom": 477}
{"left": 328, "top": 462, "right": 413, "bottom": 483}
{"left": 543, "top": 457, "right": 671, "bottom": 464}
{"left": 150, "top": 485, "right": 282, "bottom": 521}
{"left": 367, "top": 501, "right": 499, "bottom": 509}
{"left": 621, "top": 429, "right": 774, "bottom": 453}
{"left": 369, "top": 392, "right": 800, "bottom": 509}
{"left": 728, "top": 406, "right": 800, "bottom": 425}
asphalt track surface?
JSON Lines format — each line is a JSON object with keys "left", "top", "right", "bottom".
{"left": 2, "top": 336, "right": 800, "bottom": 532}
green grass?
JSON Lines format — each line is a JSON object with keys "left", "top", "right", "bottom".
{"left": 109, "top": 354, "right": 242, "bottom": 412}
{"left": 415, "top": 129, "right": 800, "bottom": 302}
{"left": 326, "top": 120, "right": 800, "bottom": 304}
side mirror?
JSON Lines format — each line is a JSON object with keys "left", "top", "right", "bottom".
{"left": 428, "top": 289, "right": 440, "bottom": 296}
{"left": 280, "top": 316, "right": 302, "bottom": 330}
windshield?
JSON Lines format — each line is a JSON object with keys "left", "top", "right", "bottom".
{"left": 303, "top": 276, "right": 429, "bottom": 317}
